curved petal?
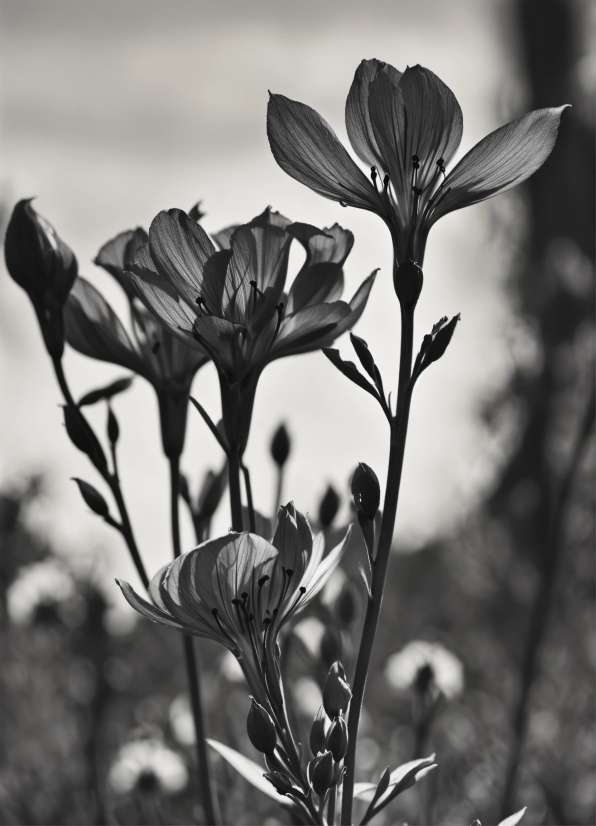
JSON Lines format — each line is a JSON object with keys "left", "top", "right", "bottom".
{"left": 148, "top": 209, "right": 216, "bottom": 306}
{"left": 212, "top": 225, "right": 239, "bottom": 251}
{"left": 315, "top": 270, "right": 377, "bottom": 345}
{"left": 116, "top": 579, "right": 191, "bottom": 634}
{"left": 309, "top": 224, "right": 354, "bottom": 267}
{"left": 64, "top": 277, "right": 146, "bottom": 375}
{"left": 346, "top": 58, "right": 400, "bottom": 169}
{"left": 369, "top": 67, "right": 462, "bottom": 216}
{"left": 286, "top": 262, "right": 345, "bottom": 314}
{"left": 267, "top": 93, "right": 385, "bottom": 214}
{"left": 95, "top": 227, "right": 148, "bottom": 299}
{"left": 269, "top": 302, "right": 350, "bottom": 359}
{"left": 429, "top": 105, "right": 569, "bottom": 222}
{"left": 271, "top": 503, "right": 313, "bottom": 584}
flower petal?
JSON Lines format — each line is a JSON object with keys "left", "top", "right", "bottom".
{"left": 369, "top": 66, "right": 462, "bottom": 212}
{"left": 269, "top": 303, "right": 349, "bottom": 359}
{"left": 346, "top": 59, "right": 400, "bottom": 169}
{"left": 286, "top": 262, "right": 345, "bottom": 314}
{"left": 430, "top": 105, "right": 569, "bottom": 221}
{"left": 64, "top": 277, "right": 146, "bottom": 374}
{"left": 212, "top": 225, "right": 239, "bottom": 251}
{"left": 148, "top": 209, "right": 216, "bottom": 306}
{"left": 313, "top": 271, "right": 377, "bottom": 347}
{"left": 267, "top": 93, "right": 385, "bottom": 214}
{"left": 272, "top": 503, "right": 313, "bottom": 584}
{"left": 95, "top": 227, "right": 148, "bottom": 299}
{"left": 116, "top": 579, "right": 190, "bottom": 634}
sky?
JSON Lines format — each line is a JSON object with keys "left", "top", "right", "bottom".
{"left": 0, "top": 0, "right": 528, "bottom": 587}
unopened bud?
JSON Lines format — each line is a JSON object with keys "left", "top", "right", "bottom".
{"left": 310, "top": 750, "right": 334, "bottom": 796}
{"left": 63, "top": 406, "right": 107, "bottom": 471}
{"left": 394, "top": 259, "right": 423, "bottom": 309}
{"left": 420, "top": 314, "right": 460, "bottom": 371}
{"left": 247, "top": 698, "right": 277, "bottom": 754}
{"left": 323, "top": 661, "right": 352, "bottom": 719}
{"left": 265, "top": 771, "right": 297, "bottom": 797}
{"left": 4, "top": 200, "right": 77, "bottom": 358}
{"left": 351, "top": 463, "right": 380, "bottom": 519}
{"left": 310, "top": 706, "right": 327, "bottom": 756}
{"left": 326, "top": 717, "right": 348, "bottom": 761}
{"left": 320, "top": 626, "right": 343, "bottom": 670}
{"left": 72, "top": 478, "right": 109, "bottom": 518}
{"left": 335, "top": 582, "right": 359, "bottom": 627}
{"left": 318, "top": 485, "right": 340, "bottom": 528}
{"left": 107, "top": 407, "right": 119, "bottom": 445}
{"left": 271, "top": 424, "right": 291, "bottom": 466}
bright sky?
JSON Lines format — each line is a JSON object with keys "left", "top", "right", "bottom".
{"left": 0, "top": 0, "right": 526, "bottom": 588}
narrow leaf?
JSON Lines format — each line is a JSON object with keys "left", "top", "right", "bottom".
{"left": 72, "top": 478, "right": 109, "bottom": 518}
{"left": 323, "top": 348, "right": 379, "bottom": 400}
{"left": 350, "top": 333, "right": 376, "bottom": 379}
{"left": 78, "top": 376, "right": 133, "bottom": 407}
{"left": 498, "top": 808, "right": 527, "bottom": 826}
{"left": 206, "top": 739, "right": 289, "bottom": 805}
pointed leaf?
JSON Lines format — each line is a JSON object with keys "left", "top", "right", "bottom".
{"left": 350, "top": 333, "right": 376, "bottom": 379}
{"left": 323, "top": 348, "right": 379, "bottom": 400}
{"left": 78, "top": 376, "right": 133, "bottom": 407}
{"left": 206, "top": 739, "right": 289, "bottom": 805}
{"left": 498, "top": 808, "right": 527, "bottom": 826}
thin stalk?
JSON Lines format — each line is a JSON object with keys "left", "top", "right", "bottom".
{"left": 169, "top": 458, "right": 221, "bottom": 825}
{"left": 241, "top": 463, "right": 256, "bottom": 532}
{"left": 53, "top": 357, "right": 148, "bottom": 589}
{"left": 328, "top": 785, "right": 337, "bottom": 826}
{"left": 341, "top": 306, "right": 414, "bottom": 825}
{"left": 274, "top": 465, "right": 284, "bottom": 514}
{"left": 228, "top": 448, "right": 244, "bottom": 531}
{"left": 499, "top": 389, "right": 595, "bottom": 817}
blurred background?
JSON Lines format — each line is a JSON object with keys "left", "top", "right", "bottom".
{"left": 0, "top": 0, "right": 593, "bottom": 824}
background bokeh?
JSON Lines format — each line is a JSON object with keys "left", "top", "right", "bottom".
{"left": 0, "top": 0, "right": 593, "bottom": 824}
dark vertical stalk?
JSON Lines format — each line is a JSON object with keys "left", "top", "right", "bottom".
{"left": 241, "top": 464, "right": 256, "bottom": 532}
{"left": 274, "top": 465, "right": 284, "bottom": 514}
{"left": 228, "top": 448, "right": 244, "bottom": 531}
{"left": 169, "top": 457, "right": 221, "bottom": 825}
{"left": 341, "top": 306, "right": 415, "bottom": 825}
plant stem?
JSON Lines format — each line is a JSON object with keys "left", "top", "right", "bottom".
{"left": 499, "top": 389, "right": 594, "bottom": 817}
{"left": 341, "top": 306, "right": 415, "bottom": 825}
{"left": 52, "top": 357, "right": 149, "bottom": 589}
{"left": 228, "top": 448, "right": 244, "bottom": 531}
{"left": 241, "top": 463, "right": 256, "bottom": 532}
{"left": 169, "top": 457, "right": 221, "bottom": 825}
{"left": 328, "top": 785, "right": 337, "bottom": 826}
{"left": 274, "top": 465, "right": 284, "bottom": 514}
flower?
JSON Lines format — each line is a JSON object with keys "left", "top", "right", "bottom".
{"left": 64, "top": 228, "right": 209, "bottom": 456}
{"left": 117, "top": 504, "right": 351, "bottom": 703}
{"left": 127, "top": 206, "right": 375, "bottom": 453}
{"left": 108, "top": 737, "right": 188, "bottom": 796}
{"left": 4, "top": 199, "right": 78, "bottom": 357}
{"left": 267, "top": 60, "right": 568, "bottom": 264}
{"left": 7, "top": 559, "right": 76, "bottom": 625}
{"left": 385, "top": 640, "right": 464, "bottom": 700}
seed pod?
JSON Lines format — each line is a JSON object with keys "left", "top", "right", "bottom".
{"left": 270, "top": 424, "right": 291, "bottom": 467}
{"left": 394, "top": 259, "right": 423, "bottom": 309}
{"left": 72, "top": 478, "right": 109, "bottom": 518}
{"left": 326, "top": 716, "right": 348, "bottom": 761}
{"left": 310, "top": 706, "right": 327, "bottom": 756}
{"left": 246, "top": 698, "right": 277, "bottom": 754}
{"left": 310, "top": 750, "right": 334, "bottom": 796}
{"left": 323, "top": 661, "right": 352, "bottom": 719}
{"left": 318, "top": 485, "right": 340, "bottom": 528}
{"left": 351, "top": 463, "right": 380, "bottom": 519}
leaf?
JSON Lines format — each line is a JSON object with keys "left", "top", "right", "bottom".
{"left": 498, "top": 808, "right": 527, "bottom": 826}
{"left": 350, "top": 333, "right": 376, "bottom": 379}
{"left": 361, "top": 755, "right": 438, "bottom": 822}
{"left": 206, "top": 739, "right": 290, "bottom": 806}
{"left": 353, "top": 782, "right": 376, "bottom": 800}
{"left": 72, "top": 478, "right": 109, "bottom": 518}
{"left": 78, "top": 376, "right": 133, "bottom": 407}
{"left": 323, "top": 348, "right": 379, "bottom": 400}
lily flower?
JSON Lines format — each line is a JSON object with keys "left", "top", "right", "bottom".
{"left": 117, "top": 504, "right": 351, "bottom": 705}
{"left": 127, "top": 206, "right": 374, "bottom": 455}
{"left": 267, "top": 60, "right": 568, "bottom": 265}
{"left": 64, "top": 228, "right": 208, "bottom": 457}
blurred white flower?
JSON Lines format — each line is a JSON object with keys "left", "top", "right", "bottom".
{"left": 108, "top": 737, "right": 188, "bottom": 795}
{"left": 292, "top": 676, "right": 322, "bottom": 718}
{"left": 7, "top": 559, "right": 75, "bottom": 625}
{"left": 293, "top": 616, "right": 326, "bottom": 657}
{"left": 169, "top": 695, "right": 195, "bottom": 746}
{"left": 385, "top": 640, "right": 464, "bottom": 700}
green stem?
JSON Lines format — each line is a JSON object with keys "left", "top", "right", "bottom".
{"left": 341, "top": 306, "right": 414, "bottom": 825}
{"left": 169, "top": 457, "right": 221, "bottom": 825}
{"left": 53, "top": 357, "right": 149, "bottom": 589}
{"left": 228, "top": 448, "right": 244, "bottom": 531}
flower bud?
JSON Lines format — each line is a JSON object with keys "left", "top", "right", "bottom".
{"left": 421, "top": 314, "right": 460, "bottom": 368}
{"left": 351, "top": 463, "right": 380, "bottom": 519}
{"left": 323, "top": 661, "right": 352, "bottom": 719}
{"left": 318, "top": 485, "right": 340, "bottom": 528}
{"left": 265, "top": 771, "right": 297, "bottom": 797}
{"left": 247, "top": 698, "right": 277, "bottom": 754}
{"left": 394, "top": 259, "right": 423, "bottom": 309}
{"left": 270, "top": 424, "right": 291, "bottom": 467}
{"left": 310, "top": 706, "right": 327, "bottom": 756}
{"left": 326, "top": 717, "right": 348, "bottom": 761}
{"left": 309, "top": 750, "right": 334, "bottom": 796}
{"left": 72, "top": 478, "right": 109, "bottom": 518}
{"left": 107, "top": 407, "right": 120, "bottom": 446}
{"left": 63, "top": 406, "right": 107, "bottom": 471}
{"left": 4, "top": 199, "right": 78, "bottom": 358}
